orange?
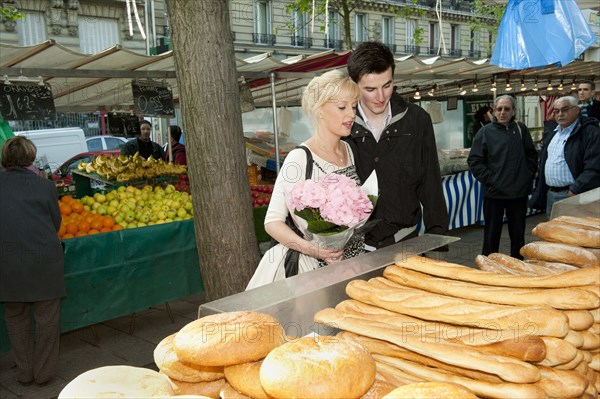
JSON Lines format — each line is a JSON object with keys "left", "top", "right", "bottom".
{"left": 71, "top": 201, "right": 84, "bottom": 213}
{"left": 62, "top": 233, "right": 75, "bottom": 239}
{"left": 102, "top": 217, "right": 115, "bottom": 229}
{"left": 88, "top": 229, "right": 100, "bottom": 235}
{"left": 80, "top": 210, "right": 90, "bottom": 217}
{"left": 112, "top": 224, "right": 124, "bottom": 231}
{"left": 99, "top": 227, "right": 112, "bottom": 233}
{"left": 65, "top": 223, "right": 78, "bottom": 235}
{"left": 61, "top": 195, "right": 74, "bottom": 204}
{"left": 78, "top": 221, "right": 91, "bottom": 233}
{"left": 58, "top": 224, "right": 66, "bottom": 237}
{"left": 90, "top": 219, "right": 103, "bottom": 231}
{"left": 75, "top": 231, "right": 87, "bottom": 237}
{"left": 60, "top": 204, "right": 72, "bottom": 216}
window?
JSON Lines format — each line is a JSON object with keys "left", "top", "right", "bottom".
{"left": 355, "top": 13, "right": 367, "bottom": 42}
{"left": 17, "top": 11, "right": 47, "bottom": 46}
{"left": 255, "top": 0, "right": 272, "bottom": 35}
{"left": 429, "top": 23, "right": 439, "bottom": 53}
{"left": 86, "top": 138, "right": 102, "bottom": 152}
{"left": 292, "top": 10, "right": 308, "bottom": 46}
{"left": 382, "top": 17, "right": 393, "bottom": 46}
{"left": 327, "top": 11, "right": 338, "bottom": 41}
{"left": 406, "top": 20, "right": 416, "bottom": 45}
{"left": 79, "top": 18, "right": 119, "bottom": 54}
{"left": 451, "top": 25, "right": 459, "bottom": 50}
{"left": 469, "top": 29, "right": 480, "bottom": 56}
{"left": 105, "top": 137, "right": 125, "bottom": 150}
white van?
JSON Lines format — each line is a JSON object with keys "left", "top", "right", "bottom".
{"left": 16, "top": 127, "right": 87, "bottom": 172}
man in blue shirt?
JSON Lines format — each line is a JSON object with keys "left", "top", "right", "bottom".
{"left": 530, "top": 96, "right": 600, "bottom": 216}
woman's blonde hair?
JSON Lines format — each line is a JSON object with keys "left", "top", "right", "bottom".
{"left": 1, "top": 136, "right": 37, "bottom": 168}
{"left": 302, "top": 70, "right": 359, "bottom": 123}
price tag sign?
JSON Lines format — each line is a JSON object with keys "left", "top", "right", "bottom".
{"left": 0, "top": 82, "right": 56, "bottom": 121}
{"left": 131, "top": 81, "right": 175, "bottom": 117}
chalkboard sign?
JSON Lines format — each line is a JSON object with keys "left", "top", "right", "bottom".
{"left": 0, "top": 83, "right": 56, "bottom": 121}
{"left": 131, "top": 82, "right": 175, "bottom": 117}
{"left": 107, "top": 113, "right": 141, "bottom": 137}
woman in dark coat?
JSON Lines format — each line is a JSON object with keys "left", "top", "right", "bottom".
{"left": 0, "top": 136, "right": 65, "bottom": 386}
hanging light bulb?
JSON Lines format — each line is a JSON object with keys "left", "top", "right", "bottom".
{"left": 547, "top": 80, "right": 553, "bottom": 91}
{"left": 533, "top": 81, "right": 538, "bottom": 91}
{"left": 472, "top": 81, "right": 479, "bottom": 92}
{"left": 520, "top": 78, "right": 526, "bottom": 91}
{"left": 570, "top": 79, "right": 577, "bottom": 91}
{"left": 458, "top": 84, "right": 467, "bottom": 95}
{"left": 558, "top": 80, "right": 564, "bottom": 91}
{"left": 427, "top": 88, "right": 435, "bottom": 97}
{"left": 414, "top": 87, "right": 421, "bottom": 100}
{"left": 491, "top": 81, "right": 497, "bottom": 92}
{"left": 505, "top": 79, "right": 512, "bottom": 92}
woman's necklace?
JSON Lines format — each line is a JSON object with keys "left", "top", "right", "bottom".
{"left": 315, "top": 139, "right": 345, "bottom": 166}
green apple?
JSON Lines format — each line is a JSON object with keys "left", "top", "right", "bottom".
{"left": 137, "top": 222, "right": 147, "bottom": 227}
{"left": 171, "top": 200, "right": 182, "bottom": 210}
{"left": 106, "top": 206, "right": 117, "bottom": 215}
{"left": 166, "top": 210, "right": 177, "bottom": 219}
{"left": 149, "top": 213, "right": 159, "bottom": 222}
{"left": 92, "top": 202, "right": 102, "bottom": 210}
{"left": 95, "top": 193, "right": 107, "bottom": 203}
{"left": 125, "top": 211, "right": 136, "bottom": 223}
{"left": 117, "top": 186, "right": 126, "bottom": 193}
{"left": 151, "top": 204, "right": 161, "bottom": 212}
{"left": 97, "top": 205, "right": 107, "bottom": 215}
{"left": 157, "top": 211, "right": 167, "bottom": 220}
{"left": 183, "top": 201, "right": 193, "bottom": 211}
{"left": 164, "top": 184, "right": 175, "bottom": 194}
{"left": 176, "top": 208, "right": 187, "bottom": 218}
{"left": 83, "top": 205, "right": 91, "bottom": 211}
{"left": 114, "top": 212, "right": 125, "bottom": 223}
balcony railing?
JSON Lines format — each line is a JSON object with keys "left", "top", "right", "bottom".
{"left": 404, "top": 44, "right": 421, "bottom": 55}
{"left": 252, "top": 33, "right": 276, "bottom": 45}
{"left": 291, "top": 36, "right": 312, "bottom": 48}
{"left": 426, "top": 47, "right": 440, "bottom": 56}
{"left": 384, "top": 43, "right": 397, "bottom": 54}
{"left": 324, "top": 38, "right": 344, "bottom": 50}
{"left": 468, "top": 49, "right": 481, "bottom": 59}
{"left": 448, "top": 48, "right": 462, "bottom": 57}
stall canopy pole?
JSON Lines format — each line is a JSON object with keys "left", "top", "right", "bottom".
{"left": 270, "top": 72, "right": 280, "bottom": 174}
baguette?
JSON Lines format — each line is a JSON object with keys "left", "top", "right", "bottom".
{"left": 523, "top": 259, "right": 578, "bottom": 273}
{"left": 347, "top": 279, "right": 569, "bottom": 337}
{"left": 339, "top": 331, "right": 504, "bottom": 383}
{"left": 580, "top": 330, "right": 600, "bottom": 350}
{"left": 336, "top": 299, "right": 540, "bottom": 349}
{"left": 373, "top": 354, "right": 546, "bottom": 399}
{"left": 552, "top": 215, "right": 600, "bottom": 230}
{"left": 564, "top": 330, "right": 585, "bottom": 348}
{"left": 520, "top": 241, "right": 600, "bottom": 267}
{"left": 475, "top": 254, "right": 516, "bottom": 274}
{"left": 397, "top": 255, "right": 600, "bottom": 287}
{"left": 487, "top": 253, "right": 550, "bottom": 276}
{"left": 564, "top": 310, "right": 595, "bottom": 331}
{"left": 375, "top": 361, "right": 423, "bottom": 386}
{"left": 554, "top": 350, "right": 584, "bottom": 370}
{"left": 535, "top": 366, "right": 587, "bottom": 399}
{"left": 590, "top": 352, "right": 599, "bottom": 372}
{"left": 535, "top": 337, "right": 578, "bottom": 367}
{"left": 383, "top": 266, "right": 600, "bottom": 310}
{"left": 532, "top": 221, "right": 600, "bottom": 248}
{"left": 314, "top": 308, "right": 541, "bottom": 384}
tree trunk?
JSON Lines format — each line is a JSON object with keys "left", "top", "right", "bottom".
{"left": 340, "top": 2, "right": 353, "bottom": 50}
{"left": 165, "top": 0, "right": 260, "bottom": 301}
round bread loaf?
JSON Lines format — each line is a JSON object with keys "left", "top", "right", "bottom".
{"left": 165, "top": 374, "right": 226, "bottom": 397}
{"left": 154, "top": 334, "right": 224, "bottom": 382}
{"left": 360, "top": 379, "right": 398, "bottom": 399}
{"left": 220, "top": 382, "right": 253, "bottom": 398}
{"left": 224, "top": 359, "right": 270, "bottom": 399}
{"left": 383, "top": 382, "right": 478, "bottom": 399}
{"left": 174, "top": 311, "right": 285, "bottom": 366}
{"left": 58, "top": 365, "right": 174, "bottom": 398}
{"left": 260, "top": 336, "right": 376, "bottom": 399}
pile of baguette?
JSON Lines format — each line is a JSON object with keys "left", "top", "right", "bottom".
{"left": 315, "top": 215, "right": 600, "bottom": 399}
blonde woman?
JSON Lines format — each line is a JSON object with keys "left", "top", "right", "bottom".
{"left": 248, "top": 70, "right": 364, "bottom": 289}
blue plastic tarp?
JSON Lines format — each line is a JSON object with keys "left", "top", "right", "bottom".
{"left": 490, "top": 0, "right": 595, "bottom": 69}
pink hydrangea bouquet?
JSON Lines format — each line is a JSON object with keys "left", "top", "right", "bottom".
{"left": 287, "top": 173, "right": 378, "bottom": 250}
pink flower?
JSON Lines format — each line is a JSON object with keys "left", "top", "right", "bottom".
{"left": 288, "top": 174, "right": 374, "bottom": 232}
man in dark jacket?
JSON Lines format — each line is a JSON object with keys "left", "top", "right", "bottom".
{"left": 121, "top": 120, "right": 164, "bottom": 160}
{"left": 577, "top": 80, "right": 600, "bottom": 121}
{"left": 468, "top": 95, "right": 538, "bottom": 259}
{"left": 345, "top": 41, "right": 448, "bottom": 250}
{"left": 529, "top": 96, "right": 600, "bottom": 216}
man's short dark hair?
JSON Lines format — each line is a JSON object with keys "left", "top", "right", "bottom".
{"left": 578, "top": 80, "right": 595, "bottom": 91}
{"left": 170, "top": 125, "right": 182, "bottom": 142}
{"left": 347, "top": 41, "right": 395, "bottom": 83}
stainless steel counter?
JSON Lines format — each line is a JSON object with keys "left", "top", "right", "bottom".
{"left": 199, "top": 234, "right": 459, "bottom": 336}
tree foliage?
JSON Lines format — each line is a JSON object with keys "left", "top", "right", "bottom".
{"left": 1, "top": 5, "right": 24, "bottom": 21}
{"left": 468, "top": 0, "right": 505, "bottom": 53}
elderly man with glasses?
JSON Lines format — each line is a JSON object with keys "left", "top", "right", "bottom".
{"left": 468, "top": 95, "right": 538, "bottom": 259}
{"left": 530, "top": 96, "right": 600, "bottom": 216}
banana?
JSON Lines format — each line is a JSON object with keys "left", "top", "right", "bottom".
{"left": 85, "top": 163, "right": 96, "bottom": 174}
{"left": 78, "top": 162, "right": 87, "bottom": 171}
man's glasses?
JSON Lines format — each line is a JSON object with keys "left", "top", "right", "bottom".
{"left": 552, "top": 106, "right": 576, "bottom": 115}
{"left": 495, "top": 107, "right": 513, "bottom": 112}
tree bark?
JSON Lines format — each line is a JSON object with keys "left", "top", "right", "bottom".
{"left": 165, "top": 0, "right": 260, "bottom": 301}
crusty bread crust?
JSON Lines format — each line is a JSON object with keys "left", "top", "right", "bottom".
{"left": 224, "top": 360, "right": 270, "bottom": 399}
{"left": 382, "top": 382, "right": 477, "bottom": 399}
{"left": 174, "top": 312, "right": 285, "bottom": 367}
{"left": 533, "top": 221, "right": 600, "bottom": 248}
{"left": 260, "top": 336, "right": 376, "bottom": 399}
